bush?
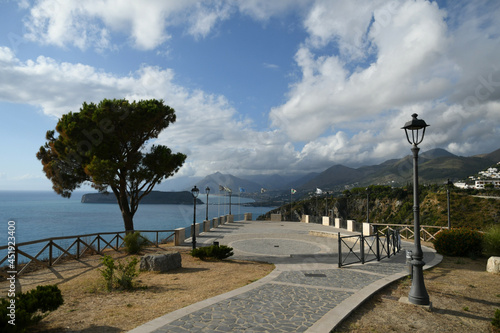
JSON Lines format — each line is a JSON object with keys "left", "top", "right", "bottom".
{"left": 123, "top": 232, "right": 148, "bottom": 254}
{"left": 493, "top": 309, "right": 500, "bottom": 329}
{"left": 433, "top": 228, "right": 484, "bottom": 257}
{"left": 483, "top": 225, "right": 500, "bottom": 256}
{"left": 0, "top": 285, "right": 64, "bottom": 332}
{"left": 116, "top": 257, "right": 139, "bottom": 290}
{"left": 99, "top": 255, "right": 139, "bottom": 291}
{"left": 191, "top": 245, "right": 234, "bottom": 260}
{"left": 99, "top": 255, "right": 115, "bottom": 291}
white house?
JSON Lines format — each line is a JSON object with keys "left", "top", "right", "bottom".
{"left": 474, "top": 179, "right": 500, "bottom": 189}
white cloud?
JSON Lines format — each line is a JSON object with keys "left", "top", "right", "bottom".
{"left": 0, "top": 48, "right": 304, "bottom": 177}
{"left": 269, "top": 0, "right": 500, "bottom": 165}
{"left": 4, "top": 0, "right": 500, "bottom": 178}
{"left": 22, "top": 0, "right": 232, "bottom": 50}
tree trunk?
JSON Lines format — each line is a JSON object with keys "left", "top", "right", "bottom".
{"left": 115, "top": 187, "right": 134, "bottom": 233}
{"left": 122, "top": 210, "right": 135, "bottom": 234}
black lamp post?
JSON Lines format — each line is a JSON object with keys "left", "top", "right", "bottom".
{"left": 402, "top": 113, "right": 430, "bottom": 306}
{"left": 228, "top": 189, "right": 232, "bottom": 215}
{"left": 446, "top": 179, "right": 453, "bottom": 229}
{"left": 191, "top": 185, "right": 199, "bottom": 250}
{"left": 205, "top": 186, "right": 210, "bottom": 221}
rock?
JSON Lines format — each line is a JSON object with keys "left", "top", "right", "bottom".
{"left": 487, "top": 256, "right": 500, "bottom": 273}
{"left": 140, "top": 251, "right": 182, "bottom": 272}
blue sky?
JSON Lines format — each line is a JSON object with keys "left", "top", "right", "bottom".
{"left": 1, "top": 0, "right": 499, "bottom": 191}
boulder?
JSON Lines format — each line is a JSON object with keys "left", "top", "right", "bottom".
{"left": 486, "top": 256, "right": 500, "bottom": 273}
{"left": 140, "top": 251, "right": 182, "bottom": 272}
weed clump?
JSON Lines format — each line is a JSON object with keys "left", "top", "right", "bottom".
{"left": 99, "top": 255, "right": 139, "bottom": 291}
{"left": 483, "top": 225, "right": 500, "bottom": 256}
{"left": 123, "top": 232, "right": 148, "bottom": 254}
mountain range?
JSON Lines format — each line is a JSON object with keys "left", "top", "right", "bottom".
{"left": 193, "top": 147, "right": 500, "bottom": 194}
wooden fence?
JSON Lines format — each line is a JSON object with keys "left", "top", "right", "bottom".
{"left": 0, "top": 230, "right": 175, "bottom": 278}
{"left": 371, "top": 223, "right": 447, "bottom": 242}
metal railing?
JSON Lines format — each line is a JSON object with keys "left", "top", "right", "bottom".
{"left": 338, "top": 229, "right": 401, "bottom": 267}
{"left": 0, "top": 229, "right": 175, "bottom": 278}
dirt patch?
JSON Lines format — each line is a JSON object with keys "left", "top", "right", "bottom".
{"left": 334, "top": 255, "right": 500, "bottom": 332}
{"left": 0, "top": 245, "right": 274, "bottom": 332}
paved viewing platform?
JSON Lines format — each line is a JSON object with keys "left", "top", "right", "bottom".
{"left": 129, "top": 220, "right": 441, "bottom": 333}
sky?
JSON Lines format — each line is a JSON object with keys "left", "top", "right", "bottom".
{"left": 0, "top": 0, "right": 499, "bottom": 191}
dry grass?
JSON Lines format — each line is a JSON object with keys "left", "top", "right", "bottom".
{"left": 0, "top": 244, "right": 274, "bottom": 332}
{"left": 2, "top": 243, "right": 499, "bottom": 332}
{"left": 334, "top": 255, "right": 500, "bottom": 332}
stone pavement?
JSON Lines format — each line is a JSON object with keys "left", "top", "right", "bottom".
{"left": 129, "top": 221, "right": 442, "bottom": 333}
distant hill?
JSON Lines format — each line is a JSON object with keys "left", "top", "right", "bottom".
{"left": 195, "top": 172, "right": 262, "bottom": 193}
{"left": 299, "top": 165, "right": 364, "bottom": 190}
{"left": 189, "top": 147, "right": 500, "bottom": 194}
{"left": 294, "top": 147, "right": 500, "bottom": 191}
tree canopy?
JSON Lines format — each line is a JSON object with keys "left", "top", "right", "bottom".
{"left": 37, "top": 98, "right": 187, "bottom": 232}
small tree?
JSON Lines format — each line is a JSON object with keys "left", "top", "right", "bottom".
{"left": 37, "top": 98, "right": 186, "bottom": 232}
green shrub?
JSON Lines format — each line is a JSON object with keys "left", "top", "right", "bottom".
{"left": 99, "top": 255, "right": 116, "bottom": 291}
{"left": 116, "top": 257, "right": 139, "bottom": 290}
{"left": 493, "top": 309, "right": 500, "bottom": 329}
{"left": 483, "top": 225, "right": 500, "bottom": 256}
{"left": 0, "top": 285, "right": 63, "bottom": 332}
{"left": 99, "top": 255, "right": 139, "bottom": 291}
{"left": 433, "top": 228, "right": 484, "bottom": 257}
{"left": 123, "top": 232, "right": 148, "bottom": 254}
{"left": 190, "top": 245, "right": 234, "bottom": 260}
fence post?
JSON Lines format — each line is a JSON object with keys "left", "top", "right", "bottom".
{"left": 386, "top": 229, "right": 390, "bottom": 258}
{"left": 375, "top": 227, "right": 380, "bottom": 261}
{"left": 14, "top": 244, "right": 18, "bottom": 274}
{"left": 361, "top": 234, "right": 365, "bottom": 264}
{"left": 156, "top": 232, "right": 159, "bottom": 247}
{"left": 77, "top": 237, "right": 80, "bottom": 259}
{"left": 48, "top": 240, "right": 53, "bottom": 266}
{"left": 338, "top": 232, "right": 342, "bottom": 268}
{"left": 97, "top": 236, "right": 101, "bottom": 253}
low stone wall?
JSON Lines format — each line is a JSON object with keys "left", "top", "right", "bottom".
{"left": 271, "top": 214, "right": 282, "bottom": 221}
{"left": 174, "top": 214, "right": 240, "bottom": 246}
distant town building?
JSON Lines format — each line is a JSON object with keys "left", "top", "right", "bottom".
{"left": 453, "top": 182, "right": 472, "bottom": 189}
{"left": 474, "top": 179, "right": 500, "bottom": 189}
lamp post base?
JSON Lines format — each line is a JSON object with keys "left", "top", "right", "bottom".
{"left": 408, "top": 259, "right": 430, "bottom": 306}
{"left": 399, "top": 296, "right": 433, "bottom": 311}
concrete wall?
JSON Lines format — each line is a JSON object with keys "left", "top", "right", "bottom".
{"left": 174, "top": 214, "right": 241, "bottom": 245}
{"left": 271, "top": 214, "right": 282, "bottom": 221}
{"left": 322, "top": 216, "right": 330, "bottom": 226}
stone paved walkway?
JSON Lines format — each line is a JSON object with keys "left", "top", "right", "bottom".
{"left": 129, "top": 221, "right": 441, "bottom": 333}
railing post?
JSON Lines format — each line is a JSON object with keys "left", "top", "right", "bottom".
{"left": 97, "top": 236, "right": 101, "bottom": 253}
{"left": 14, "top": 244, "right": 18, "bottom": 274}
{"left": 49, "top": 240, "right": 53, "bottom": 266}
{"left": 156, "top": 232, "right": 159, "bottom": 247}
{"left": 360, "top": 234, "right": 365, "bottom": 264}
{"left": 386, "top": 229, "right": 390, "bottom": 258}
{"left": 338, "top": 232, "right": 342, "bottom": 268}
{"left": 375, "top": 227, "right": 380, "bottom": 261}
{"left": 77, "top": 237, "right": 80, "bottom": 259}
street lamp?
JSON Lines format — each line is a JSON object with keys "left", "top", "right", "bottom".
{"left": 191, "top": 185, "right": 199, "bottom": 250}
{"left": 205, "top": 186, "right": 210, "bottom": 221}
{"left": 402, "top": 113, "right": 430, "bottom": 306}
{"left": 445, "top": 179, "right": 453, "bottom": 229}
{"left": 228, "top": 189, "right": 232, "bottom": 215}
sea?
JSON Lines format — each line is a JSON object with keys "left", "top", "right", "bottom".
{"left": 0, "top": 191, "right": 276, "bottom": 263}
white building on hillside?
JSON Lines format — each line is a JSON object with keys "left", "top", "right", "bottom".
{"left": 474, "top": 179, "right": 500, "bottom": 189}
